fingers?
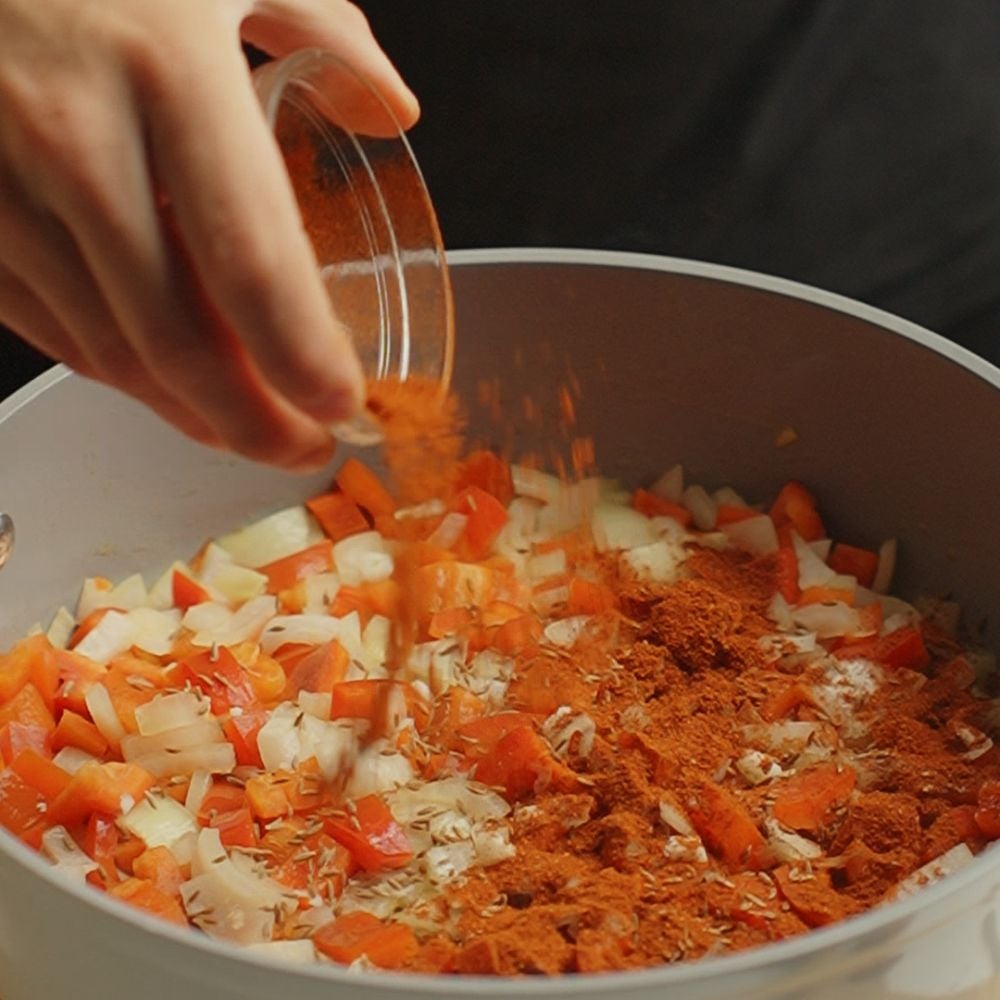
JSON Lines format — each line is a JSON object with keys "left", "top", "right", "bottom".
{"left": 22, "top": 84, "right": 339, "bottom": 467}
{"left": 136, "top": 26, "right": 366, "bottom": 428}
{"left": 242, "top": 0, "right": 419, "bottom": 132}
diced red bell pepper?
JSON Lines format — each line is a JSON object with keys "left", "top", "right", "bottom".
{"left": 172, "top": 570, "right": 212, "bottom": 610}
{"left": 305, "top": 491, "right": 370, "bottom": 542}
{"left": 828, "top": 543, "right": 879, "bottom": 588}
{"left": 453, "top": 450, "right": 514, "bottom": 507}
{"left": 451, "top": 486, "right": 509, "bottom": 561}
{"left": 833, "top": 625, "right": 929, "bottom": 670}
{"left": 324, "top": 794, "right": 413, "bottom": 873}
{"left": 222, "top": 710, "right": 267, "bottom": 769}
{"left": 0, "top": 721, "right": 52, "bottom": 765}
{"left": 177, "top": 645, "right": 258, "bottom": 715}
{"left": 0, "top": 769, "right": 47, "bottom": 848}
{"left": 314, "top": 910, "right": 418, "bottom": 968}
{"left": 687, "top": 782, "right": 773, "bottom": 871}
{"left": 335, "top": 458, "right": 397, "bottom": 519}
{"left": 472, "top": 725, "right": 578, "bottom": 801}
{"left": 770, "top": 481, "right": 825, "bottom": 543}
{"left": 260, "top": 540, "right": 334, "bottom": 595}
{"left": 772, "top": 763, "right": 856, "bottom": 832}
{"left": 631, "top": 488, "right": 693, "bottom": 526}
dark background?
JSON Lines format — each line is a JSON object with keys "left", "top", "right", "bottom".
{"left": 3, "top": 1, "right": 999, "bottom": 399}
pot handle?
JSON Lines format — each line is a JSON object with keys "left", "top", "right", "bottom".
{"left": 0, "top": 512, "right": 13, "bottom": 570}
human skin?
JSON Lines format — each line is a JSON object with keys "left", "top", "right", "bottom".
{"left": 0, "top": 0, "right": 418, "bottom": 469}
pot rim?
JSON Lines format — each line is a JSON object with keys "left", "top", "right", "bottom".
{"left": 2, "top": 246, "right": 998, "bottom": 993}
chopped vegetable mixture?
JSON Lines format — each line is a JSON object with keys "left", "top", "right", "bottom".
{"left": 1, "top": 453, "right": 998, "bottom": 975}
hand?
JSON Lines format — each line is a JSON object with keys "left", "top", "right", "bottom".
{"left": 0, "top": 0, "right": 418, "bottom": 469}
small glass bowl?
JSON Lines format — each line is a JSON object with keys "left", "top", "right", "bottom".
{"left": 253, "top": 49, "right": 454, "bottom": 445}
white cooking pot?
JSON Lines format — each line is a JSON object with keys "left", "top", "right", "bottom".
{"left": 1, "top": 250, "right": 998, "bottom": 1000}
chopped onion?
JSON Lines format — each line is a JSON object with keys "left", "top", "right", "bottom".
{"left": 658, "top": 795, "right": 695, "bottom": 836}
{"left": 182, "top": 602, "right": 232, "bottom": 635}
{"left": 426, "top": 512, "right": 469, "bottom": 550}
{"left": 260, "top": 615, "right": 340, "bottom": 655}
{"left": 76, "top": 576, "right": 114, "bottom": 620}
{"left": 663, "top": 834, "right": 707, "bottom": 864}
{"left": 52, "top": 746, "right": 97, "bottom": 775}
{"left": 541, "top": 706, "right": 596, "bottom": 758}
{"left": 649, "top": 464, "right": 684, "bottom": 503}
{"left": 135, "top": 691, "right": 210, "bottom": 736}
{"left": 122, "top": 794, "right": 198, "bottom": 865}
{"left": 148, "top": 561, "right": 192, "bottom": 610}
{"left": 297, "top": 690, "right": 332, "bottom": 720}
{"left": 424, "top": 842, "right": 476, "bottom": 884}
{"left": 591, "top": 503, "right": 656, "bottom": 552}
{"left": 344, "top": 739, "right": 414, "bottom": 799}
{"left": 793, "top": 532, "right": 835, "bottom": 589}
{"left": 128, "top": 607, "right": 181, "bottom": 657}
{"left": 872, "top": 538, "right": 897, "bottom": 594}
{"left": 42, "top": 826, "right": 98, "bottom": 884}
{"left": 682, "top": 484, "right": 717, "bottom": 531}
{"left": 721, "top": 515, "right": 778, "bottom": 556}
{"left": 792, "top": 601, "right": 860, "bottom": 639}
{"left": 734, "top": 750, "right": 786, "bottom": 785}
{"left": 85, "top": 683, "right": 126, "bottom": 747}
{"left": 624, "top": 539, "right": 685, "bottom": 583}
{"left": 333, "top": 531, "right": 393, "bottom": 586}
{"left": 74, "top": 610, "right": 136, "bottom": 665}
{"left": 242, "top": 940, "right": 318, "bottom": 964}
{"left": 301, "top": 572, "right": 341, "bottom": 615}
{"left": 808, "top": 538, "right": 832, "bottom": 562}
{"left": 887, "top": 843, "right": 974, "bottom": 901}
{"left": 181, "top": 828, "right": 295, "bottom": 945}
{"left": 204, "top": 563, "right": 268, "bottom": 605}
{"left": 257, "top": 702, "right": 303, "bottom": 772}
{"left": 297, "top": 715, "right": 358, "bottom": 780}
{"left": 543, "top": 615, "right": 590, "bottom": 648}
{"left": 394, "top": 499, "right": 446, "bottom": 520}
{"left": 712, "top": 486, "right": 747, "bottom": 507}
{"left": 526, "top": 548, "right": 567, "bottom": 582}
{"left": 764, "top": 818, "right": 822, "bottom": 862}
{"left": 216, "top": 506, "right": 321, "bottom": 569}
{"left": 741, "top": 721, "right": 823, "bottom": 755}
{"left": 130, "top": 742, "right": 236, "bottom": 778}
{"left": 511, "top": 465, "right": 564, "bottom": 503}
{"left": 45, "top": 606, "right": 76, "bottom": 650}
{"left": 184, "top": 769, "right": 213, "bottom": 814}
{"left": 121, "top": 719, "right": 224, "bottom": 761}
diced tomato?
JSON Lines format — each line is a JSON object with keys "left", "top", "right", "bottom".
{"left": 306, "top": 491, "right": 370, "bottom": 542}
{"left": 631, "top": 488, "right": 693, "bottom": 527}
{"left": 335, "top": 457, "right": 396, "bottom": 519}
{"left": 260, "top": 540, "right": 334, "bottom": 595}
{"left": 222, "top": 710, "right": 267, "bottom": 769}
{"left": 177, "top": 645, "right": 258, "bottom": 715}
{"left": 325, "top": 794, "right": 413, "bottom": 872}
{"left": 52, "top": 710, "right": 108, "bottom": 759}
{"left": 473, "top": 725, "right": 578, "bottom": 801}
{"left": 314, "top": 911, "right": 418, "bottom": 969}
{"left": 770, "top": 481, "right": 825, "bottom": 543}
{"left": 0, "top": 769, "right": 47, "bottom": 848}
{"left": 772, "top": 763, "right": 856, "bottom": 832}
{"left": 828, "top": 543, "right": 879, "bottom": 588}
{"left": 833, "top": 625, "right": 929, "bottom": 670}
{"left": 686, "top": 782, "right": 773, "bottom": 871}
{"left": 171, "top": 570, "right": 212, "bottom": 611}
